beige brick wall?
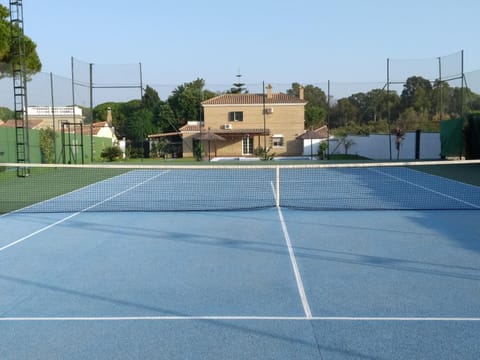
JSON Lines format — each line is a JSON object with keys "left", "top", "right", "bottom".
{"left": 203, "top": 104, "right": 305, "bottom": 156}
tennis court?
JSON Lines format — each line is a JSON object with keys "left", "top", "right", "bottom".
{"left": 1, "top": 161, "right": 479, "bottom": 359}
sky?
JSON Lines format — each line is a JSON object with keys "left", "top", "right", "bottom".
{"left": 2, "top": 0, "right": 480, "bottom": 102}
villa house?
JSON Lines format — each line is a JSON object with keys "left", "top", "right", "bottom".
{"left": 181, "top": 85, "right": 307, "bottom": 158}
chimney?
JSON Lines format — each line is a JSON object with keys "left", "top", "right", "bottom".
{"left": 106, "top": 107, "right": 112, "bottom": 126}
{"left": 266, "top": 84, "right": 273, "bottom": 99}
{"left": 299, "top": 86, "right": 305, "bottom": 100}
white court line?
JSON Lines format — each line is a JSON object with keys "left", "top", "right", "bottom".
{"left": 0, "top": 212, "right": 81, "bottom": 253}
{"left": 271, "top": 181, "right": 312, "bottom": 319}
{"left": 0, "top": 316, "right": 479, "bottom": 322}
{"left": 277, "top": 207, "right": 312, "bottom": 319}
{"left": 0, "top": 171, "right": 170, "bottom": 254}
{"left": 371, "top": 168, "right": 480, "bottom": 209}
{"left": 0, "top": 169, "right": 136, "bottom": 217}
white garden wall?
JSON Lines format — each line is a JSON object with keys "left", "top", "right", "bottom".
{"left": 303, "top": 132, "right": 441, "bottom": 160}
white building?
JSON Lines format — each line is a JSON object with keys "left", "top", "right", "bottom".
{"left": 27, "top": 106, "right": 84, "bottom": 130}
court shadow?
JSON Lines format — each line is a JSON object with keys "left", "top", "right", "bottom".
{"left": 406, "top": 210, "right": 480, "bottom": 254}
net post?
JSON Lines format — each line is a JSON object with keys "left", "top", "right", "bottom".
{"left": 275, "top": 166, "right": 280, "bottom": 207}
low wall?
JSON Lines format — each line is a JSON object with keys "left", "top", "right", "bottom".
{"left": 303, "top": 131, "right": 441, "bottom": 160}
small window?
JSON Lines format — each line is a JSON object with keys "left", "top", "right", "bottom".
{"left": 272, "top": 135, "right": 284, "bottom": 148}
{"left": 228, "top": 111, "right": 243, "bottom": 122}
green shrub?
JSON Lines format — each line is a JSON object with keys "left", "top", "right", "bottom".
{"left": 100, "top": 146, "right": 123, "bottom": 161}
{"left": 254, "top": 147, "right": 275, "bottom": 161}
{"left": 317, "top": 142, "right": 328, "bottom": 159}
{"left": 193, "top": 141, "right": 204, "bottom": 161}
{"left": 39, "top": 128, "right": 55, "bottom": 164}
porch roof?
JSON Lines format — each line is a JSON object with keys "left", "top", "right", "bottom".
{"left": 148, "top": 131, "right": 182, "bottom": 139}
{"left": 148, "top": 128, "right": 270, "bottom": 139}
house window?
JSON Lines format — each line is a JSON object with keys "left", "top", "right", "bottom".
{"left": 242, "top": 135, "right": 253, "bottom": 155}
{"left": 228, "top": 111, "right": 243, "bottom": 122}
{"left": 272, "top": 135, "right": 284, "bottom": 148}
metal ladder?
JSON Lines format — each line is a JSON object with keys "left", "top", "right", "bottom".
{"left": 10, "top": 0, "right": 30, "bottom": 176}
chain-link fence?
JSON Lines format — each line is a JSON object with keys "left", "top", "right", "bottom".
{"left": 1, "top": 52, "right": 480, "bottom": 163}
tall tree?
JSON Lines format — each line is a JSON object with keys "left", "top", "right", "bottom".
{"left": 287, "top": 83, "right": 327, "bottom": 106}
{"left": 464, "top": 88, "right": 480, "bottom": 114}
{"left": 431, "top": 80, "right": 453, "bottom": 119}
{"left": 329, "top": 98, "right": 359, "bottom": 128}
{"left": 349, "top": 88, "right": 399, "bottom": 124}
{"left": 142, "top": 85, "right": 161, "bottom": 110}
{"left": 230, "top": 73, "right": 246, "bottom": 94}
{"left": 168, "top": 78, "right": 214, "bottom": 125}
{"left": 156, "top": 103, "right": 178, "bottom": 132}
{"left": 287, "top": 83, "right": 327, "bottom": 129}
{"left": 349, "top": 92, "right": 370, "bottom": 124}
{"left": 0, "top": 4, "right": 41, "bottom": 78}
{"left": 141, "top": 85, "right": 176, "bottom": 132}
{"left": 93, "top": 101, "right": 147, "bottom": 142}
{"left": 400, "top": 76, "right": 433, "bottom": 114}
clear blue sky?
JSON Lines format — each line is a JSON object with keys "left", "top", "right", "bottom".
{"left": 4, "top": 0, "right": 480, "bottom": 94}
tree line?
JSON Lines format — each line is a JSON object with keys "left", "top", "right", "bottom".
{"left": 288, "top": 78, "right": 480, "bottom": 135}
{"left": 89, "top": 79, "right": 216, "bottom": 156}
{"left": 86, "top": 76, "right": 480, "bottom": 156}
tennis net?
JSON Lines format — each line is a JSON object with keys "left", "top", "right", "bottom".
{"left": 1, "top": 160, "right": 479, "bottom": 213}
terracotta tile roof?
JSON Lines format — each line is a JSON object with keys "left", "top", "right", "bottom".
{"left": 82, "top": 122, "right": 115, "bottom": 136}
{"left": 315, "top": 125, "right": 329, "bottom": 138}
{"left": 297, "top": 126, "right": 329, "bottom": 140}
{"left": 202, "top": 93, "right": 306, "bottom": 105}
{"left": 0, "top": 119, "right": 44, "bottom": 129}
{"left": 161, "top": 124, "right": 270, "bottom": 137}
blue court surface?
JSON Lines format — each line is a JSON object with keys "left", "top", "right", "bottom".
{"left": 1, "top": 207, "right": 479, "bottom": 359}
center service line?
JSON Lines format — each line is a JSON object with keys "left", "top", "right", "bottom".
{"left": 277, "top": 206, "right": 313, "bottom": 319}
{"left": 270, "top": 179, "right": 312, "bottom": 319}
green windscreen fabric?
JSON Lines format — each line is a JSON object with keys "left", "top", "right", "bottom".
{"left": 466, "top": 115, "right": 480, "bottom": 159}
{"left": 440, "top": 118, "right": 464, "bottom": 158}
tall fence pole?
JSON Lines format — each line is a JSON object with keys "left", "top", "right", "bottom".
{"left": 327, "top": 80, "right": 330, "bottom": 159}
{"left": 461, "top": 50, "right": 465, "bottom": 119}
{"left": 90, "top": 63, "right": 94, "bottom": 162}
{"left": 387, "top": 58, "right": 392, "bottom": 160}
{"left": 49, "top": 72, "right": 57, "bottom": 163}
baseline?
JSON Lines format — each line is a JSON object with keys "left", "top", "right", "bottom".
{"left": 1, "top": 316, "right": 480, "bottom": 321}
